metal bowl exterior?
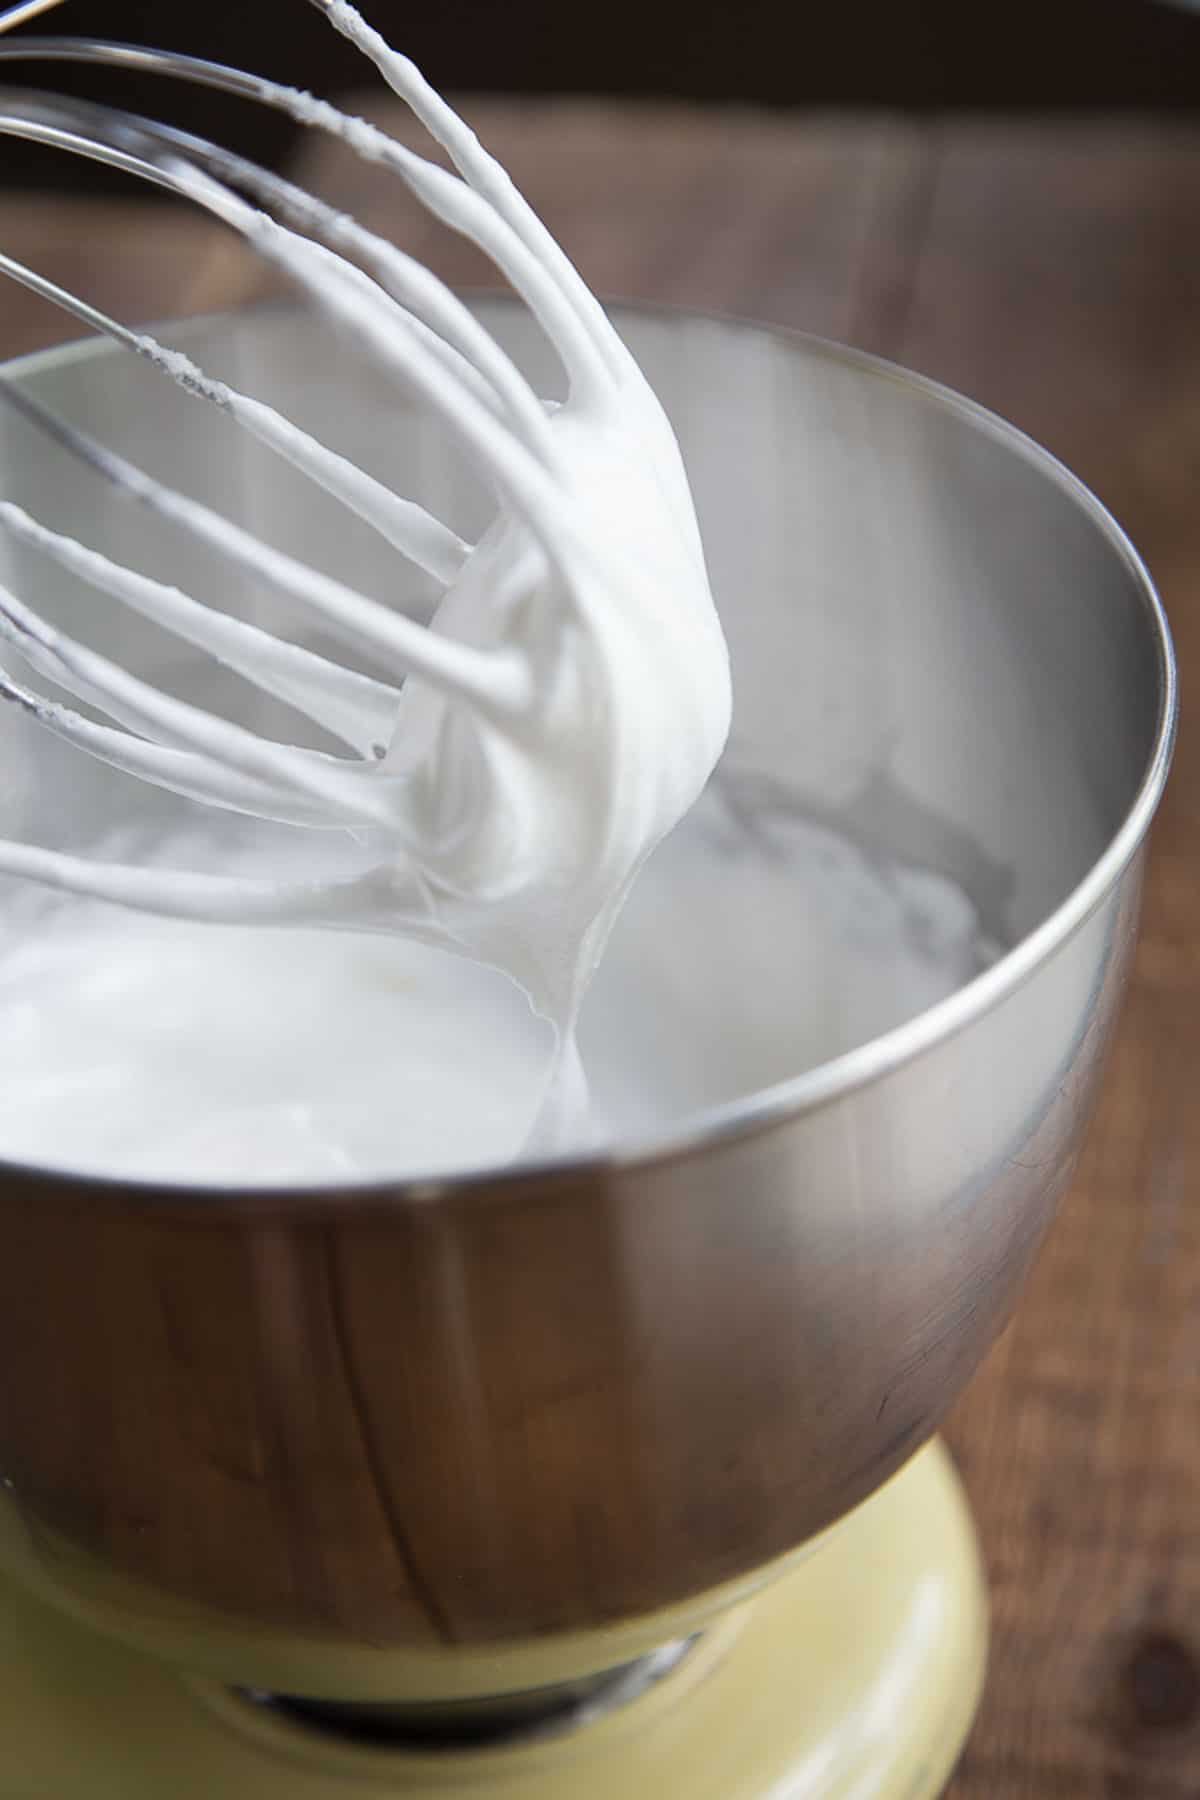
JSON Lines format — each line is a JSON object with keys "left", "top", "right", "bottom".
{"left": 0, "top": 850, "right": 1142, "bottom": 1692}
{"left": 0, "top": 306, "right": 1175, "bottom": 1689}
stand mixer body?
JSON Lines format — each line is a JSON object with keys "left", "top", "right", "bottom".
{"left": 0, "top": 304, "right": 1175, "bottom": 1793}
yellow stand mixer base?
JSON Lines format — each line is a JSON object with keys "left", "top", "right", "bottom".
{"left": 0, "top": 1443, "right": 986, "bottom": 1799}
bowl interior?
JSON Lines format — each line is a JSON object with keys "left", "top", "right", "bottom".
{"left": 0, "top": 303, "right": 1173, "bottom": 1666}
{"left": 0, "top": 303, "right": 1169, "bottom": 1161}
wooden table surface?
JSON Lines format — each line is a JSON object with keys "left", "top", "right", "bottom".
{"left": 2, "top": 103, "right": 1198, "bottom": 1798}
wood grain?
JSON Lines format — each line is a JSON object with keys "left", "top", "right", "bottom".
{"left": 1, "top": 104, "right": 1197, "bottom": 1793}
{"left": 896, "top": 124, "right": 1200, "bottom": 1800}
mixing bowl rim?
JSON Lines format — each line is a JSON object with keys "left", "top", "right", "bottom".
{"left": 0, "top": 300, "right": 1177, "bottom": 1207}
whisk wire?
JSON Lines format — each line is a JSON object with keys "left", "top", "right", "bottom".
{"left": 0, "top": 3, "right": 723, "bottom": 975}
{"left": 0, "top": 85, "right": 620, "bottom": 599}
{"left": 0, "top": 222, "right": 468, "bottom": 586}
{"left": 303, "top": 0, "right": 627, "bottom": 375}
{"left": 0, "top": 34, "right": 618, "bottom": 398}
{"left": 0, "top": 0, "right": 65, "bottom": 36}
{"left": 0, "top": 569, "right": 421, "bottom": 828}
{"left": 0, "top": 491, "right": 403, "bottom": 756}
{"left": 0, "top": 661, "right": 353, "bottom": 828}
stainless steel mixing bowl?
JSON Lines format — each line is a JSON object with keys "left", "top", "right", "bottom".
{"left": 0, "top": 304, "right": 1175, "bottom": 1699}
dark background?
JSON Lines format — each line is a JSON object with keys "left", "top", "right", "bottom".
{"left": 1, "top": 0, "right": 1199, "bottom": 190}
